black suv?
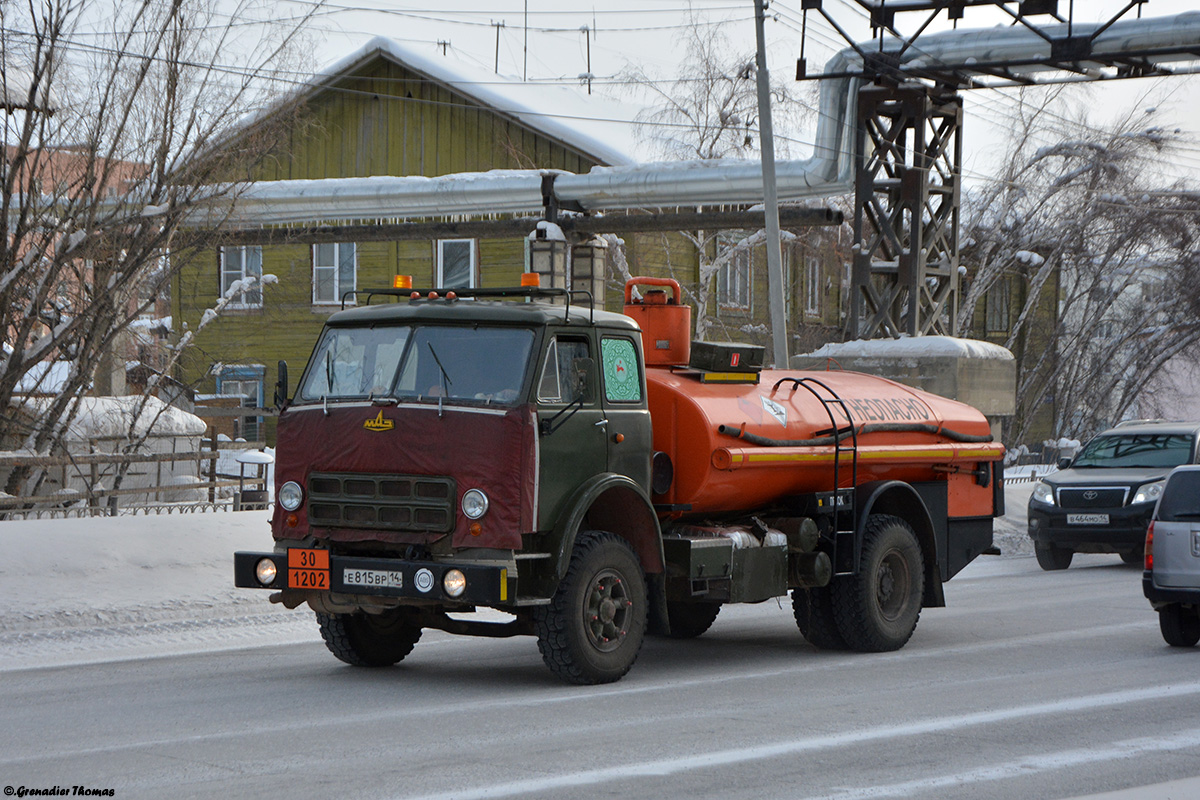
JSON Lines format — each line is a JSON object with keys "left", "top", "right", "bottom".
{"left": 1028, "top": 421, "right": 1200, "bottom": 571}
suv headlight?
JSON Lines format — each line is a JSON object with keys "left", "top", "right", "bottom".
{"left": 278, "top": 481, "right": 304, "bottom": 511}
{"left": 1031, "top": 481, "right": 1056, "bottom": 506}
{"left": 1132, "top": 479, "right": 1165, "bottom": 505}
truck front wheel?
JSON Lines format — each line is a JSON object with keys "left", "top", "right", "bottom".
{"left": 316, "top": 608, "right": 423, "bottom": 667}
{"left": 534, "top": 530, "right": 647, "bottom": 684}
{"left": 833, "top": 515, "right": 924, "bottom": 652}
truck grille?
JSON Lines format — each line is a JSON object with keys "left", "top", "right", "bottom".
{"left": 1058, "top": 486, "right": 1128, "bottom": 509}
{"left": 306, "top": 472, "right": 456, "bottom": 533}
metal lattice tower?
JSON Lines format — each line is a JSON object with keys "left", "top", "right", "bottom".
{"left": 849, "top": 84, "right": 961, "bottom": 339}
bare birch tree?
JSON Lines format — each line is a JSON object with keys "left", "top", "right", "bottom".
{"left": 959, "top": 91, "right": 1200, "bottom": 444}
{"left": 0, "top": 0, "right": 315, "bottom": 499}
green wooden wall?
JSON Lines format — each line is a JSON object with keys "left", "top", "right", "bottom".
{"left": 174, "top": 51, "right": 609, "bottom": 440}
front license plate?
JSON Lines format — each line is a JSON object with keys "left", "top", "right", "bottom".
{"left": 343, "top": 568, "right": 404, "bottom": 589}
{"left": 1067, "top": 514, "right": 1109, "bottom": 525}
{"left": 1191, "top": 530, "right": 1200, "bottom": 558}
{"left": 288, "top": 548, "right": 330, "bottom": 589}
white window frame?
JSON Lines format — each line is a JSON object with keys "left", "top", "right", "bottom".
{"left": 220, "top": 246, "right": 263, "bottom": 309}
{"left": 437, "top": 239, "right": 477, "bottom": 289}
{"left": 313, "top": 242, "right": 357, "bottom": 305}
{"left": 718, "top": 244, "right": 751, "bottom": 311}
{"left": 805, "top": 255, "right": 821, "bottom": 316}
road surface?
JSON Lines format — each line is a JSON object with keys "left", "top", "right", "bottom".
{"left": 2, "top": 552, "right": 1198, "bottom": 800}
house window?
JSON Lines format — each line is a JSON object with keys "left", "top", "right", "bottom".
{"left": 718, "top": 244, "right": 751, "bottom": 311}
{"left": 220, "top": 246, "right": 262, "bottom": 308}
{"left": 313, "top": 243, "right": 357, "bottom": 305}
{"left": 437, "top": 239, "right": 476, "bottom": 289}
{"left": 805, "top": 256, "right": 821, "bottom": 316}
{"left": 985, "top": 278, "right": 1011, "bottom": 333}
{"left": 216, "top": 365, "right": 265, "bottom": 441}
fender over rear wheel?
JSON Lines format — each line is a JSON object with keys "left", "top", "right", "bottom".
{"left": 832, "top": 515, "right": 924, "bottom": 652}
{"left": 534, "top": 530, "right": 647, "bottom": 684}
{"left": 316, "top": 608, "right": 423, "bottom": 667}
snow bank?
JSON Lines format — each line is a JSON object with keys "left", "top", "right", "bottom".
{"left": 806, "top": 335, "right": 1015, "bottom": 361}
{"left": 0, "top": 510, "right": 273, "bottom": 634}
{"left": 18, "top": 394, "right": 207, "bottom": 440}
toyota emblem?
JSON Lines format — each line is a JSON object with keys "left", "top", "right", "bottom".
{"left": 1083, "top": 490, "right": 1099, "bottom": 501}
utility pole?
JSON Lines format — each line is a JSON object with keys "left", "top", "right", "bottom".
{"left": 492, "top": 21, "right": 505, "bottom": 74}
{"left": 582, "top": 25, "right": 592, "bottom": 95}
{"left": 523, "top": 1, "right": 528, "bottom": 81}
{"left": 753, "top": 0, "right": 789, "bottom": 368}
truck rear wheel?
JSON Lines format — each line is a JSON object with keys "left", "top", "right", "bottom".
{"left": 792, "top": 586, "right": 848, "bottom": 650}
{"left": 665, "top": 601, "right": 721, "bottom": 638}
{"left": 832, "top": 515, "right": 924, "bottom": 652}
{"left": 1159, "top": 604, "right": 1200, "bottom": 647}
{"left": 316, "top": 608, "right": 423, "bottom": 667}
{"left": 534, "top": 530, "right": 647, "bottom": 684}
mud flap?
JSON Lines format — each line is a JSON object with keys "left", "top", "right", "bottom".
{"left": 646, "top": 571, "right": 671, "bottom": 636}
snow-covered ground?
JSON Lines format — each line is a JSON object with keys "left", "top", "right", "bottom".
{"left": 0, "top": 479, "right": 1040, "bottom": 671}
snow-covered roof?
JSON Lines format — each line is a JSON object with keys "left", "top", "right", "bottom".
{"left": 267, "top": 36, "right": 641, "bottom": 168}
{"left": 18, "top": 395, "right": 207, "bottom": 439}
{"left": 16, "top": 360, "right": 75, "bottom": 394}
{"left": 806, "top": 336, "right": 1015, "bottom": 361}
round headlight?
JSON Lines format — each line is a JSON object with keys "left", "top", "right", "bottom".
{"left": 278, "top": 481, "right": 304, "bottom": 511}
{"left": 443, "top": 569, "right": 467, "bottom": 598}
{"left": 255, "top": 558, "right": 278, "bottom": 586}
{"left": 461, "top": 489, "right": 489, "bottom": 520}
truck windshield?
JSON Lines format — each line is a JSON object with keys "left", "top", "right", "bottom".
{"left": 1072, "top": 433, "right": 1196, "bottom": 469}
{"left": 297, "top": 324, "right": 535, "bottom": 406}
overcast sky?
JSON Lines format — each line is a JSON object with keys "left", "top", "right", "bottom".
{"left": 267, "top": 1, "right": 1200, "bottom": 185}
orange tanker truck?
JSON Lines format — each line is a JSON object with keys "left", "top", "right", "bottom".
{"left": 235, "top": 276, "right": 1005, "bottom": 684}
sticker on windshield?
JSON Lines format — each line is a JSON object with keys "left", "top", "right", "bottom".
{"left": 602, "top": 338, "right": 641, "bottom": 402}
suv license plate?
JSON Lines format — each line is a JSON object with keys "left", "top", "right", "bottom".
{"left": 1192, "top": 530, "right": 1200, "bottom": 558}
{"left": 1067, "top": 514, "right": 1109, "bottom": 525}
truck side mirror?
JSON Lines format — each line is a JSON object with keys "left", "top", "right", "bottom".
{"left": 274, "top": 360, "right": 289, "bottom": 410}
{"left": 572, "top": 357, "right": 595, "bottom": 403}
{"left": 1057, "top": 456, "right": 1072, "bottom": 470}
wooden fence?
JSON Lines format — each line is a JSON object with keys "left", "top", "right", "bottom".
{"left": 0, "top": 435, "right": 271, "bottom": 517}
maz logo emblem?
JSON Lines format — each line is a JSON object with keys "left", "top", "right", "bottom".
{"left": 1083, "top": 490, "right": 1099, "bottom": 501}
{"left": 363, "top": 411, "right": 395, "bottom": 432}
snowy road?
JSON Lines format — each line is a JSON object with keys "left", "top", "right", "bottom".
{"left": 3, "top": 545, "right": 1200, "bottom": 800}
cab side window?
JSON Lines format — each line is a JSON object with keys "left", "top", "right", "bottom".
{"left": 600, "top": 336, "right": 642, "bottom": 403}
{"left": 538, "top": 337, "right": 591, "bottom": 404}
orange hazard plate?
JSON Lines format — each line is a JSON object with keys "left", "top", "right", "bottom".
{"left": 288, "top": 548, "right": 330, "bottom": 590}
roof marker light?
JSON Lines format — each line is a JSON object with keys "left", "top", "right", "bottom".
{"left": 393, "top": 274, "right": 412, "bottom": 289}
{"left": 521, "top": 272, "right": 540, "bottom": 287}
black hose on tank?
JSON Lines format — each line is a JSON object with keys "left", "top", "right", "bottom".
{"left": 717, "top": 422, "right": 993, "bottom": 446}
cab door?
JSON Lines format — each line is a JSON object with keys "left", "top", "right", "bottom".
{"left": 598, "top": 332, "right": 652, "bottom": 491}
{"left": 535, "top": 333, "right": 607, "bottom": 529}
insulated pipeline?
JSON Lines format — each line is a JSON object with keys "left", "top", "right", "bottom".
{"left": 717, "top": 422, "right": 994, "bottom": 447}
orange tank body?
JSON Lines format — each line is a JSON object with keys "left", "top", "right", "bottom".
{"left": 646, "top": 366, "right": 1005, "bottom": 520}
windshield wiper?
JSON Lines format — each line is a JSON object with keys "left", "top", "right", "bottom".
{"left": 427, "top": 342, "right": 453, "bottom": 418}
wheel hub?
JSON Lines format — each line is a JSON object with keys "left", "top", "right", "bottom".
{"left": 585, "top": 569, "right": 631, "bottom": 652}
{"left": 875, "top": 550, "right": 909, "bottom": 622}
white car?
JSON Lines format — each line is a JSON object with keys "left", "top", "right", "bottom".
{"left": 1143, "top": 465, "right": 1200, "bottom": 646}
